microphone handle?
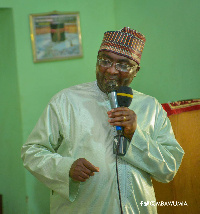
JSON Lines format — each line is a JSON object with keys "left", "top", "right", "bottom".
{"left": 108, "top": 91, "right": 123, "bottom": 134}
{"left": 108, "top": 91, "right": 118, "bottom": 108}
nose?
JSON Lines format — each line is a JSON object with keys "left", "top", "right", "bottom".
{"left": 106, "top": 63, "right": 119, "bottom": 75}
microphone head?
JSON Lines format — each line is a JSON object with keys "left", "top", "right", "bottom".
{"left": 117, "top": 86, "right": 133, "bottom": 107}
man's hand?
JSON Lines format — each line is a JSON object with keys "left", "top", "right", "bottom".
{"left": 107, "top": 107, "right": 137, "bottom": 140}
{"left": 69, "top": 158, "right": 99, "bottom": 182}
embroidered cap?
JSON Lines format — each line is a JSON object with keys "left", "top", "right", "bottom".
{"left": 99, "top": 27, "right": 146, "bottom": 64}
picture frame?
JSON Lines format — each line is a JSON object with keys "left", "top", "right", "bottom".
{"left": 29, "top": 11, "right": 83, "bottom": 63}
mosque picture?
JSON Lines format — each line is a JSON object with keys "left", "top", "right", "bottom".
{"left": 30, "top": 11, "right": 83, "bottom": 62}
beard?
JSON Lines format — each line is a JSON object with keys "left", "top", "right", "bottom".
{"left": 96, "top": 69, "right": 119, "bottom": 93}
{"left": 104, "top": 79, "right": 119, "bottom": 94}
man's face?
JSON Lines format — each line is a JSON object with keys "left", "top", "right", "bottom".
{"left": 96, "top": 51, "right": 140, "bottom": 93}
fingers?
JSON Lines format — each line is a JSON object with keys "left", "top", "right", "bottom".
{"left": 69, "top": 158, "right": 99, "bottom": 182}
{"left": 82, "top": 159, "right": 99, "bottom": 173}
{"left": 76, "top": 170, "right": 92, "bottom": 182}
{"left": 107, "top": 107, "right": 137, "bottom": 140}
{"left": 108, "top": 119, "right": 130, "bottom": 126}
{"left": 107, "top": 107, "right": 133, "bottom": 124}
{"left": 108, "top": 114, "right": 130, "bottom": 123}
{"left": 107, "top": 107, "right": 130, "bottom": 117}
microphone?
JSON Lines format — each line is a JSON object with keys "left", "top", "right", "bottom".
{"left": 107, "top": 81, "right": 122, "bottom": 135}
{"left": 117, "top": 86, "right": 133, "bottom": 108}
{"left": 108, "top": 84, "right": 133, "bottom": 156}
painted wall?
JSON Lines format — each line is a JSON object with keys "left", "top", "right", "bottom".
{"left": 0, "top": 0, "right": 115, "bottom": 213}
{"left": 0, "top": 0, "right": 199, "bottom": 213}
{"left": 0, "top": 8, "right": 27, "bottom": 214}
{"left": 115, "top": 0, "right": 200, "bottom": 103}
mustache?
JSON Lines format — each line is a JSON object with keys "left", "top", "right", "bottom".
{"left": 104, "top": 75, "right": 119, "bottom": 81}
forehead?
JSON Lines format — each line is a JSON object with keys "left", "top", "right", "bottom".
{"left": 98, "top": 51, "right": 137, "bottom": 65}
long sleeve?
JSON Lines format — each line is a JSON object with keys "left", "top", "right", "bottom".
{"left": 122, "top": 97, "right": 184, "bottom": 183}
{"left": 21, "top": 82, "right": 185, "bottom": 213}
{"left": 21, "top": 101, "right": 80, "bottom": 201}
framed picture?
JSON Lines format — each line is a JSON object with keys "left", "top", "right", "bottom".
{"left": 30, "top": 11, "right": 83, "bottom": 63}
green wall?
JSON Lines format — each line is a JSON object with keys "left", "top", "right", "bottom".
{"left": 115, "top": 0, "right": 200, "bottom": 103}
{"left": 0, "top": 0, "right": 199, "bottom": 213}
{"left": 0, "top": 0, "right": 116, "bottom": 213}
{"left": 0, "top": 8, "right": 27, "bottom": 214}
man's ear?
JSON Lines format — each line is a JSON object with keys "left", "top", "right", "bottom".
{"left": 136, "top": 66, "right": 140, "bottom": 73}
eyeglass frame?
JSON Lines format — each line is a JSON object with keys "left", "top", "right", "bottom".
{"left": 97, "top": 56, "right": 138, "bottom": 73}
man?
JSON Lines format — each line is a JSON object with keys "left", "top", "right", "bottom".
{"left": 21, "top": 27, "right": 184, "bottom": 214}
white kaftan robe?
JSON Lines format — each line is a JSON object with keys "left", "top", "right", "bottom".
{"left": 21, "top": 81, "right": 184, "bottom": 214}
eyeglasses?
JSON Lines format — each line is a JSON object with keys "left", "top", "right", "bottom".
{"left": 97, "top": 57, "right": 137, "bottom": 73}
